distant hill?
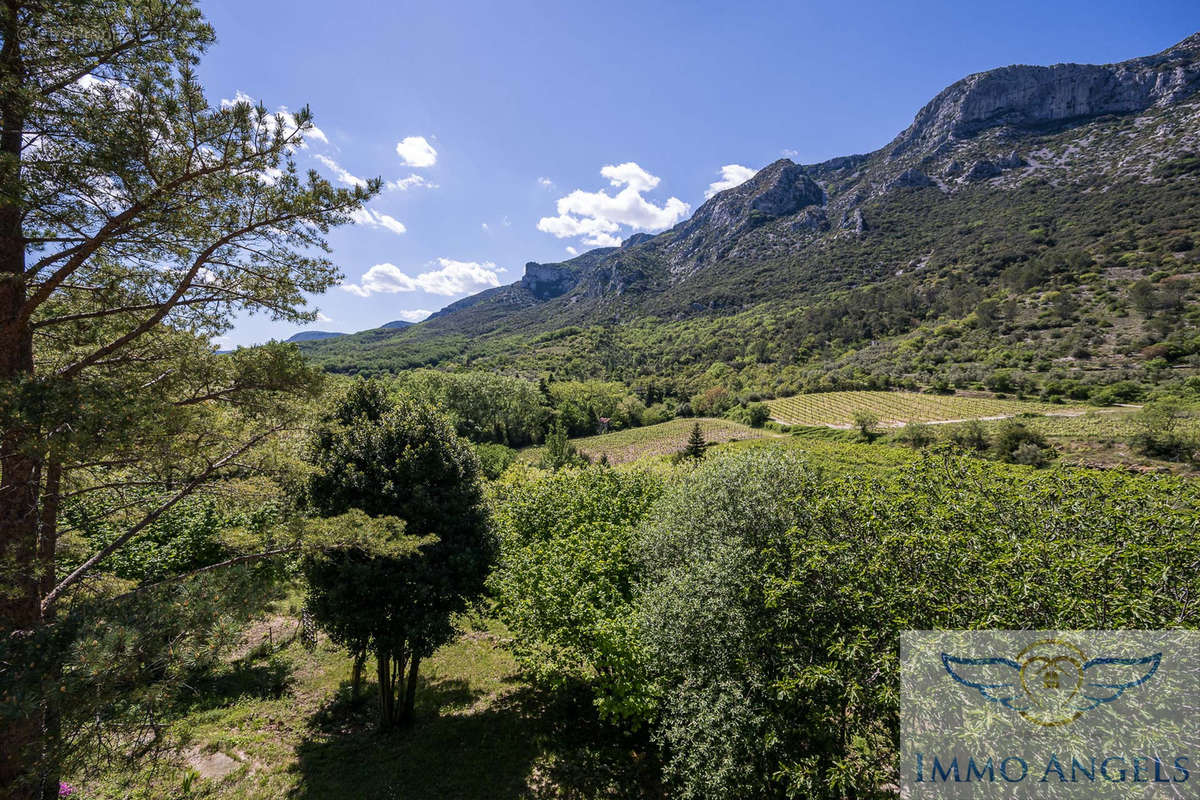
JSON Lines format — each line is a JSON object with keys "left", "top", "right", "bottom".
{"left": 380, "top": 320, "right": 415, "bottom": 329}
{"left": 286, "top": 330, "right": 346, "bottom": 342}
{"left": 300, "top": 33, "right": 1200, "bottom": 395}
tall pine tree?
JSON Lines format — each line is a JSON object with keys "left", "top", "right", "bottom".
{"left": 0, "top": 2, "right": 374, "bottom": 794}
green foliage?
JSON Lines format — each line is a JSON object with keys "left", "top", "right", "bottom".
{"left": 943, "top": 418, "right": 990, "bottom": 452}
{"left": 636, "top": 448, "right": 1200, "bottom": 799}
{"left": 491, "top": 466, "right": 664, "bottom": 724}
{"left": 539, "top": 419, "right": 590, "bottom": 470}
{"left": 1131, "top": 398, "right": 1199, "bottom": 463}
{"left": 894, "top": 420, "right": 935, "bottom": 448}
{"left": 394, "top": 369, "right": 549, "bottom": 446}
{"left": 853, "top": 410, "right": 880, "bottom": 442}
{"left": 681, "top": 422, "right": 708, "bottom": 461}
{"left": 61, "top": 494, "right": 234, "bottom": 583}
{"left": 301, "top": 379, "right": 494, "bottom": 727}
{"left": 991, "top": 420, "right": 1054, "bottom": 466}
{"left": 473, "top": 442, "right": 518, "bottom": 480}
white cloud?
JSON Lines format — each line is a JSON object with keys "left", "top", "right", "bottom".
{"left": 565, "top": 246, "right": 578, "bottom": 256}
{"left": 538, "top": 177, "right": 555, "bottom": 189}
{"left": 350, "top": 207, "right": 407, "bottom": 236}
{"left": 481, "top": 222, "right": 489, "bottom": 232}
{"left": 781, "top": 148, "right": 802, "bottom": 159}
{"left": 387, "top": 174, "right": 437, "bottom": 191}
{"left": 341, "top": 258, "right": 502, "bottom": 298}
{"left": 393, "top": 309, "right": 433, "bottom": 323}
{"left": 221, "top": 90, "right": 328, "bottom": 147}
{"left": 314, "top": 154, "right": 367, "bottom": 189}
{"left": 316, "top": 312, "right": 333, "bottom": 323}
{"left": 705, "top": 164, "right": 758, "bottom": 198}
{"left": 395, "top": 136, "right": 437, "bottom": 167}
{"left": 537, "top": 162, "right": 690, "bottom": 247}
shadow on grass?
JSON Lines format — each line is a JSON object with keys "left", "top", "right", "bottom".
{"left": 290, "top": 675, "right": 660, "bottom": 800}
{"left": 176, "top": 652, "right": 292, "bottom": 713}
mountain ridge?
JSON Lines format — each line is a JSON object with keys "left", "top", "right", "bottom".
{"left": 301, "top": 33, "right": 1200, "bottom": 394}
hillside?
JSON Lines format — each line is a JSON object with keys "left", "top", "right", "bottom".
{"left": 302, "top": 34, "right": 1200, "bottom": 397}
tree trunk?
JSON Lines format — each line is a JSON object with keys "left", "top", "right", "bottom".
{"left": 401, "top": 653, "right": 421, "bottom": 724}
{"left": 351, "top": 651, "right": 366, "bottom": 702}
{"left": 0, "top": 4, "right": 47, "bottom": 794}
{"left": 375, "top": 648, "right": 393, "bottom": 728}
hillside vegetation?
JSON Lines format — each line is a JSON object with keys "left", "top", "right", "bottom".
{"left": 299, "top": 35, "right": 1200, "bottom": 404}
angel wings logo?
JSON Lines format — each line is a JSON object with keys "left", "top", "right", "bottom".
{"left": 942, "top": 638, "right": 1161, "bottom": 727}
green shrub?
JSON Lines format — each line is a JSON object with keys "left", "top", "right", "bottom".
{"left": 636, "top": 449, "right": 1200, "bottom": 799}
{"left": 991, "top": 420, "right": 1053, "bottom": 465}
{"left": 943, "top": 419, "right": 989, "bottom": 452}
{"left": 474, "top": 442, "right": 518, "bottom": 480}
{"left": 1131, "top": 398, "right": 1199, "bottom": 463}
{"left": 895, "top": 420, "right": 935, "bottom": 448}
{"left": 491, "top": 466, "right": 664, "bottom": 724}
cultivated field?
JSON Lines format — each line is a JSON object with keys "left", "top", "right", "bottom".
{"left": 768, "top": 391, "right": 1090, "bottom": 427}
{"left": 521, "top": 418, "right": 776, "bottom": 465}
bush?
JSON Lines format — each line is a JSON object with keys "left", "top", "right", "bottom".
{"left": 991, "top": 420, "right": 1053, "bottom": 465}
{"left": 474, "top": 442, "right": 518, "bottom": 480}
{"left": 1131, "top": 398, "right": 1199, "bottom": 463}
{"left": 635, "top": 449, "right": 1200, "bottom": 799}
{"left": 943, "top": 419, "right": 989, "bottom": 452}
{"left": 853, "top": 410, "right": 880, "bottom": 442}
{"left": 746, "top": 402, "right": 771, "bottom": 428}
{"left": 491, "top": 466, "right": 664, "bottom": 724}
{"left": 895, "top": 420, "right": 935, "bottom": 448}
{"left": 540, "top": 419, "right": 589, "bottom": 470}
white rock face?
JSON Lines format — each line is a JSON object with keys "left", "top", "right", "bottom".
{"left": 891, "top": 33, "right": 1200, "bottom": 157}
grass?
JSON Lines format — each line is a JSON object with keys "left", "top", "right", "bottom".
{"left": 767, "top": 390, "right": 1092, "bottom": 427}
{"left": 519, "top": 417, "right": 778, "bottom": 465}
{"left": 74, "top": 607, "right": 652, "bottom": 800}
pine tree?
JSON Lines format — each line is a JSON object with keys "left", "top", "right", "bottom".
{"left": 683, "top": 422, "right": 708, "bottom": 461}
{"left": 0, "top": 3, "right": 373, "bottom": 793}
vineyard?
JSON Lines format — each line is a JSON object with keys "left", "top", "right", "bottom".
{"left": 521, "top": 418, "right": 776, "bottom": 465}
{"left": 767, "top": 391, "right": 1089, "bottom": 427}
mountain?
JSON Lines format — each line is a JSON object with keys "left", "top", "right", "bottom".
{"left": 380, "top": 320, "right": 415, "bottom": 329}
{"left": 301, "top": 34, "right": 1200, "bottom": 394}
{"left": 286, "top": 330, "right": 346, "bottom": 342}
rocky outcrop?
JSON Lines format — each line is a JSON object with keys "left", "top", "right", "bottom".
{"left": 840, "top": 208, "right": 866, "bottom": 234}
{"left": 664, "top": 159, "right": 826, "bottom": 270}
{"left": 890, "top": 33, "right": 1200, "bottom": 158}
{"left": 962, "top": 159, "right": 1002, "bottom": 182}
{"left": 790, "top": 208, "right": 829, "bottom": 232}
{"left": 886, "top": 168, "right": 936, "bottom": 190}
{"left": 520, "top": 262, "right": 577, "bottom": 300}
{"left": 621, "top": 232, "right": 655, "bottom": 248}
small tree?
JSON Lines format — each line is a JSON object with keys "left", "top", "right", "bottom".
{"left": 746, "top": 402, "right": 771, "bottom": 428}
{"left": 302, "top": 380, "right": 494, "bottom": 727}
{"left": 853, "top": 411, "right": 881, "bottom": 442}
{"left": 682, "top": 422, "right": 708, "bottom": 461}
{"left": 992, "top": 420, "right": 1053, "bottom": 466}
{"left": 1131, "top": 398, "right": 1197, "bottom": 463}
{"left": 896, "top": 421, "right": 935, "bottom": 448}
{"left": 540, "top": 418, "right": 586, "bottom": 470}
{"left": 944, "top": 419, "right": 990, "bottom": 452}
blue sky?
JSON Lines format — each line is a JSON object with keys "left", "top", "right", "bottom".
{"left": 197, "top": 0, "right": 1200, "bottom": 347}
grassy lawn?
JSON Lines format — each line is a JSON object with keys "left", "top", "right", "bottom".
{"left": 520, "top": 417, "right": 778, "bottom": 465}
{"left": 767, "top": 390, "right": 1091, "bottom": 427}
{"left": 73, "top": 608, "right": 650, "bottom": 800}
